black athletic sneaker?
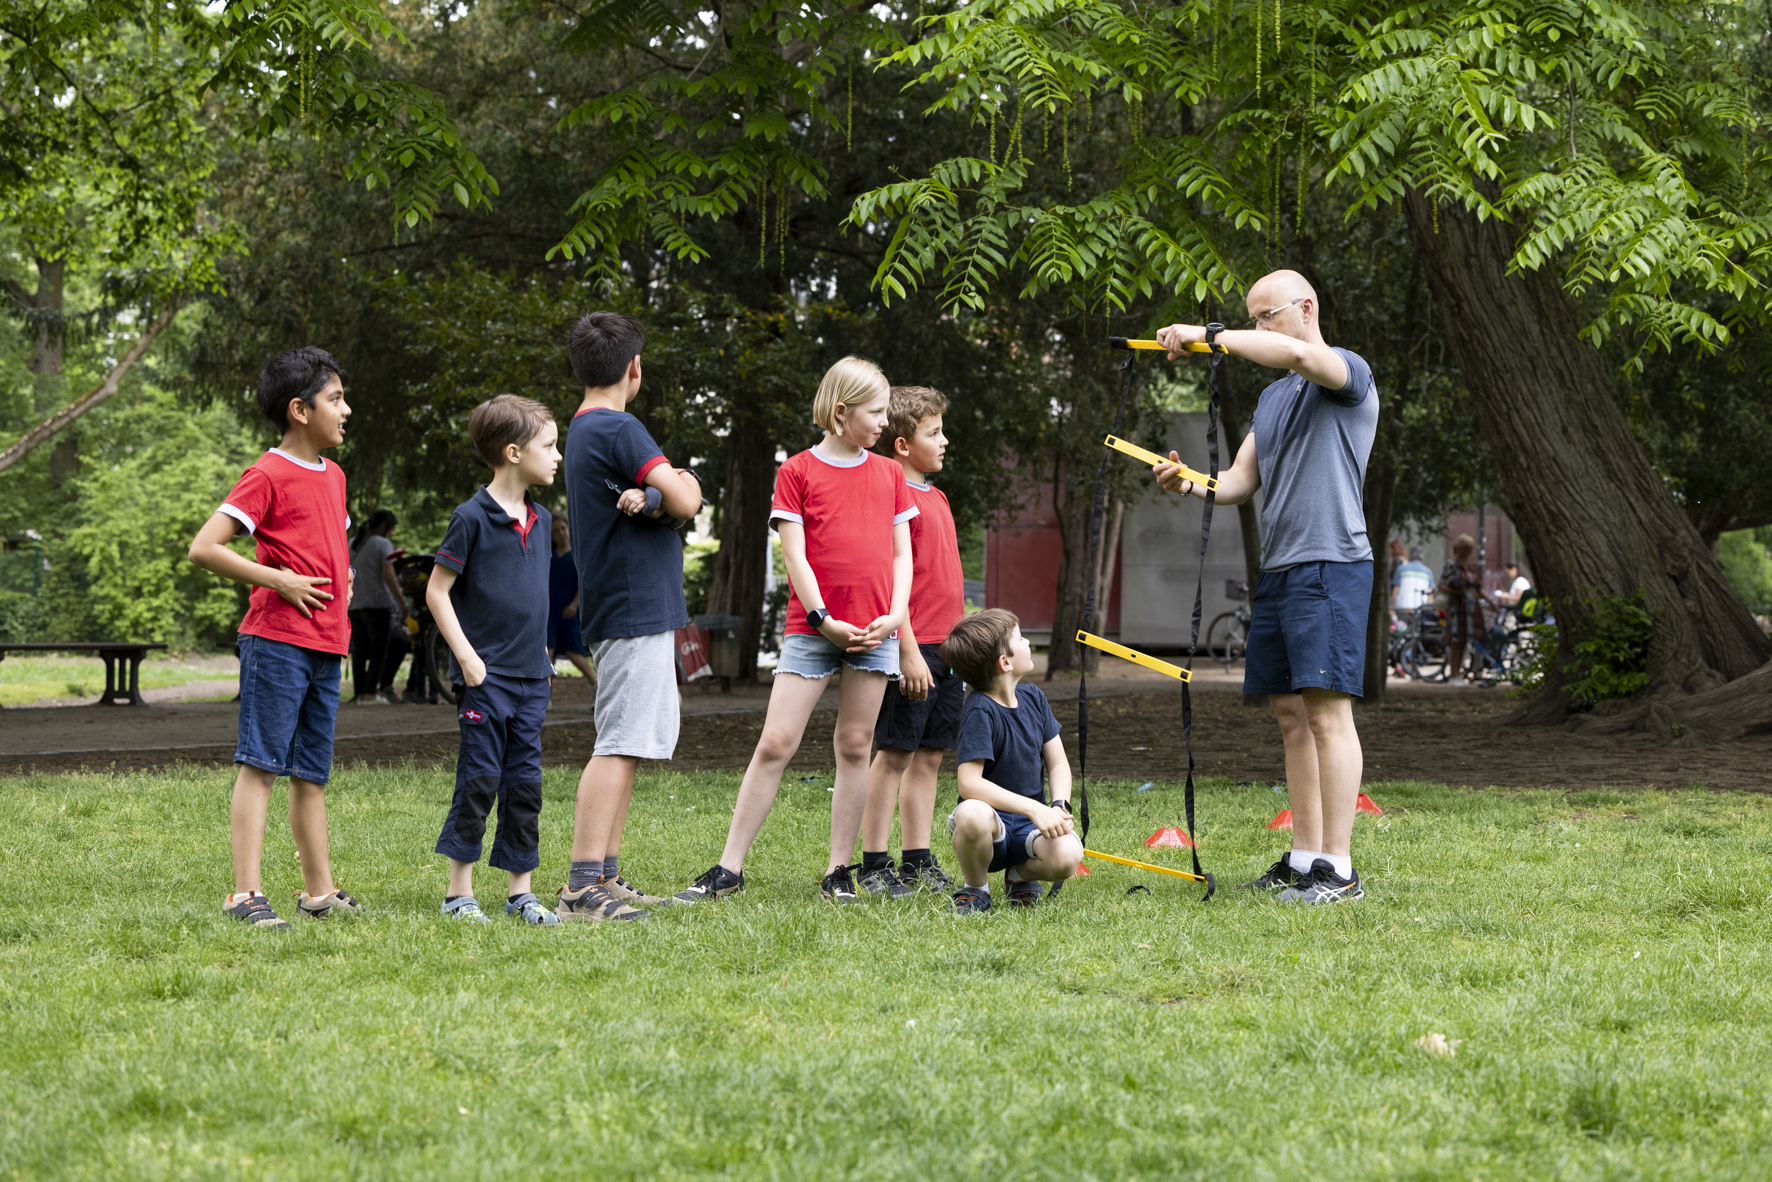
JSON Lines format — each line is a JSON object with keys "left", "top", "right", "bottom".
{"left": 857, "top": 861, "right": 914, "bottom": 898}
{"left": 673, "top": 864, "right": 744, "bottom": 904}
{"left": 1007, "top": 877, "right": 1046, "bottom": 907}
{"left": 952, "top": 886, "right": 992, "bottom": 915}
{"left": 820, "top": 864, "right": 861, "bottom": 903}
{"left": 903, "top": 860, "right": 954, "bottom": 892}
{"left": 1237, "top": 857, "right": 1300, "bottom": 892}
{"left": 1280, "top": 859, "right": 1364, "bottom": 904}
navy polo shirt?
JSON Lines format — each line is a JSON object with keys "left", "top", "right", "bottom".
{"left": 955, "top": 683, "right": 1062, "bottom": 803}
{"left": 564, "top": 406, "right": 688, "bottom": 643}
{"left": 434, "top": 487, "right": 554, "bottom": 681}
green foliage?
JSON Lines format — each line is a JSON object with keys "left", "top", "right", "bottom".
{"left": 1567, "top": 590, "right": 1654, "bottom": 709}
{"left": 1505, "top": 619, "right": 1558, "bottom": 701}
{"left": 682, "top": 540, "right": 718, "bottom": 619}
{"left": 1716, "top": 528, "right": 1772, "bottom": 610}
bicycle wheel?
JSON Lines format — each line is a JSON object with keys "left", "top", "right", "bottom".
{"left": 1206, "top": 611, "right": 1247, "bottom": 672}
{"left": 1402, "top": 635, "right": 1448, "bottom": 682}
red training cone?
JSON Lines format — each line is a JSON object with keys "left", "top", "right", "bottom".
{"left": 1267, "top": 809, "right": 1294, "bottom": 830}
{"left": 1144, "top": 827, "right": 1196, "bottom": 849}
{"left": 1356, "top": 793, "right": 1384, "bottom": 816}
{"left": 1074, "top": 861, "right": 1091, "bottom": 876}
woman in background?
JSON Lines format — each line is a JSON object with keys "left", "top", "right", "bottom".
{"left": 347, "top": 509, "right": 404, "bottom": 704}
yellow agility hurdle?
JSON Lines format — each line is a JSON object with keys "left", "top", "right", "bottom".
{"left": 1082, "top": 847, "right": 1213, "bottom": 886}
{"left": 1107, "top": 336, "right": 1228, "bottom": 354}
{"left": 1103, "top": 435, "right": 1220, "bottom": 494}
{"left": 1075, "top": 630, "right": 1195, "bottom": 684}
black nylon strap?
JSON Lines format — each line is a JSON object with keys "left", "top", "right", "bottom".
{"left": 1181, "top": 324, "right": 1225, "bottom": 900}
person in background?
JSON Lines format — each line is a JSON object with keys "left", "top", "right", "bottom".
{"left": 1438, "top": 534, "right": 1488, "bottom": 687}
{"left": 347, "top": 509, "right": 404, "bottom": 705}
{"left": 1393, "top": 546, "right": 1435, "bottom": 611}
{"left": 1495, "top": 561, "right": 1531, "bottom": 611}
{"left": 547, "top": 514, "right": 597, "bottom": 683}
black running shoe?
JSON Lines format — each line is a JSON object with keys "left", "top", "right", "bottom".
{"left": 952, "top": 886, "right": 992, "bottom": 915}
{"left": 857, "top": 861, "right": 914, "bottom": 898}
{"left": 1007, "top": 877, "right": 1046, "bottom": 907}
{"left": 673, "top": 864, "right": 744, "bottom": 904}
{"left": 1280, "top": 859, "right": 1364, "bottom": 904}
{"left": 820, "top": 864, "right": 861, "bottom": 903}
{"left": 1237, "top": 857, "right": 1299, "bottom": 892}
{"left": 903, "top": 860, "right": 954, "bottom": 893}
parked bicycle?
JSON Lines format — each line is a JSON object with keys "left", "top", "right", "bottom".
{"left": 1206, "top": 580, "right": 1251, "bottom": 673}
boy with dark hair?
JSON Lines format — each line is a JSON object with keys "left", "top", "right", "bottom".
{"left": 188, "top": 346, "right": 363, "bottom": 929}
{"left": 556, "top": 311, "right": 704, "bottom": 921}
{"left": 425, "top": 394, "right": 563, "bottom": 925}
{"left": 859, "top": 385, "right": 964, "bottom": 895}
{"left": 938, "top": 609, "right": 1082, "bottom": 915}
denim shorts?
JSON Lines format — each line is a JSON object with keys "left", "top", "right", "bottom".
{"left": 235, "top": 633, "right": 342, "bottom": 783}
{"left": 1244, "top": 559, "right": 1373, "bottom": 697}
{"left": 774, "top": 632, "right": 899, "bottom": 680}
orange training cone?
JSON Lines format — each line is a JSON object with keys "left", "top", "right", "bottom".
{"left": 1144, "top": 827, "right": 1196, "bottom": 849}
{"left": 1267, "top": 809, "right": 1293, "bottom": 830}
{"left": 1356, "top": 793, "right": 1384, "bottom": 816}
{"left": 1074, "top": 861, "right": 1091, "bottom": 876}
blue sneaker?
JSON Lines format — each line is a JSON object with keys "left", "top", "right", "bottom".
{"left": 442, "top": 896, "right": 493, "bottom": 923}
{"left": 505, "top": 893, "right": 561, "bottom": 925}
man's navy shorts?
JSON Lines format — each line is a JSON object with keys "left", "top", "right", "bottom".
{"left": 874, "top": 642, "right": 964, "bottom": 752}
{"left": 1244, "top": 559, "right": 1373, "bottom": 697}
{"left": 435, "top": 672, "right": 550, "bottom": 873}
{"left": 235, "top": 633, "right": 340, "bottom": 784}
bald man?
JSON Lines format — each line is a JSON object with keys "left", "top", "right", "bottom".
{"left": 1151, "top": 270, "right": 1379, "bottom": 904}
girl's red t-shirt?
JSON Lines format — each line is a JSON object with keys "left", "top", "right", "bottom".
{"left": 218, "top": 449, "right": 353, "bottom": 656}
{"left": 770, "top": 447, "right": 917, "bottom": 637}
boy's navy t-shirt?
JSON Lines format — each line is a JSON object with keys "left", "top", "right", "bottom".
{"left": 954, "top": 683, "right": 1062, "bottom": 804}
{"left": 565, "top": 406, "right": 689, "bottom": 643}
{"left": 434, "top": 487, "right": 554, "bottom": 681}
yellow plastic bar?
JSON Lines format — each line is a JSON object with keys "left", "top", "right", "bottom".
{"left": 1082, "top": 848, "right": 1209, "bottom": 884}
{"left": 1103, "top": 435, "right": 1220, "bottom": 493}
{"left": 1076, "top": 630, "right": 1192, "bottom": 684}
{"left": 1108, "top": 336, "right": 1226, "bottom": 353}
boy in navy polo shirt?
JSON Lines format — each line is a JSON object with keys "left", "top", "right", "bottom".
{"left": 555, "top": 311, "right": 702, "bottom": 922}
{"left": 425, "top": 395, "right": 565, "bottom": 926}
{"left": 189, "top": 346, "right": 364, "bottom": 930}
{"left": 938, "top": 609, "right": 1083, "bottom": 915}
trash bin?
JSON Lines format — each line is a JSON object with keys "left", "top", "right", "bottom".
{"left": 694, "top": 614, "right": 742, "bottom": 691}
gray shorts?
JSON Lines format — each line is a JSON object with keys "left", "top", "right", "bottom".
{"left": 591, "top": 631, "right": 680, "bottom": 760}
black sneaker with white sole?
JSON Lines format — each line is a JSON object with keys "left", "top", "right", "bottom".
{"left": 820, "top": 864, "right": 861, "bottom": 903}
{"left": 1237, "top": 857, "right": 1300, "bottom": 892}
{"left": 673, "top": 864, "right": 744, "bottom": 904}
{"left": 1280, "top": 859, "right": 1364, "bottom": 904}
{"left": 902, "top": 860, "right": 954, "bottom": 893}
{"left": 857, "top": 861, "right": 914, "bottom": 898}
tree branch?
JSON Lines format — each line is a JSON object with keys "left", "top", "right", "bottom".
{"left": 0, "top": 303, "right": 183, "bottom": 475}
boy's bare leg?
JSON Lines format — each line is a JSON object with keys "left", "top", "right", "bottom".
{"left": 717, "top": 673, "right": 830, "bottom": 872}
{"left": 230, "top": 764, "right": 276, "bottom": 894}
{"left": 898, "top": 748, "right": 944, "bottom": 852}
{"left": 1301, "top": 688, "right": 1361, "bottom": 857}
{"left": 1012, "top": 831, "right": 1085, "bottom": 883}
{"left": 948, "top": 800, "right": 999, "bottom": 887}
{"left": 861, "top": 746, "right": 914, "bottom": 853}
{"left": 447, "top": 859, "right": 475, "bottom": 897}
{"left": 508, "top": 870, "right": 533, "bottom": 896}
{"left": 572, "top": 754, "right": 638, "bottom": 864}
{"left": 827, "top": 668, "right": 890, "bottom": 875}
{"left": 1271, "top": 693, "right": 1324, "bottom": 854}
{"left": 603, "top": 784, "right": 634, "bottom": 861}
{"left": 287, "top": 778, "right": 335, "bottom": 897}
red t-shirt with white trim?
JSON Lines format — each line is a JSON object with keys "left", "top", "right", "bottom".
{"left": 771, "top": 447, "right": 917, "bottom": 637}
{"left": 902, "top": 478, "right": 965, "bottom": 644}
{"left": 218, "top": 449, "right": 353, "bottom": 655}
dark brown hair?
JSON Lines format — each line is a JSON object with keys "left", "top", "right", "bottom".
{"left": 468, "top": 394, "right": 554, "bottom": 468}
{"left": 874, "top": 385, "right": 948, "bottom": 458}
{"left": 568, "top": 311, "right": 646, "bottom": 389}
{"left": 940, "top": 608, "right": 1019, "bottom": 691}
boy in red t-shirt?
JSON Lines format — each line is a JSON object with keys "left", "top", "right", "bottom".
{"left": 859, "top": 386, "right": 966, "bottom": 895}
{"left": 188, "top": 347, "right": 363, "bottom": 930}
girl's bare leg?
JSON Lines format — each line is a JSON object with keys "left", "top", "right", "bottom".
{"left": 717, "top": 673, "right": 830, "bottom": 872}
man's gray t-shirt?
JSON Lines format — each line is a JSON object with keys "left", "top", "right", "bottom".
{"left": 1250, "top": 347, "right": 1378, "bottom": 570}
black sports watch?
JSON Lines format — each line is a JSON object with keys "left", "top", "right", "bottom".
{"left": 806, "top": 608, "right": 830, "bottom": 629}
{"left": 1051, "top": 799, "right": 1073, "bottom": 815}
{"left": 1204, "top": 321, "right": 1228, "bottom": 352}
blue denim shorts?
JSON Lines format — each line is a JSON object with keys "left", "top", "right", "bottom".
{"left": 235, "top": 633, "right": 342, "bottom": 783}
{"left": 774, "top": 632, "right": 899, "bottom": 680}
{"left": 1244, "top": 559, "right": 1374, "bottom": 697}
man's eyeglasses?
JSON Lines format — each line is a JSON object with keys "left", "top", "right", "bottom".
{"left": 1251, "top": 296, "right": 1305, "bottom": 328}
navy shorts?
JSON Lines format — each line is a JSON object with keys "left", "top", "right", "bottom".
{"left": 435, "top": 672, "right": 550, "bottom": 873}
{"left": 1244, "top": 559, "right": 1373, "bottom": 697}
{"left": 235, "top": 633, "right": 341, "bottom": 784}
{"left": 874, "top": 642, "right": 965, "bottom": 752}
{"left": 947, "top": 806, "right": 1041, "bottom": 873}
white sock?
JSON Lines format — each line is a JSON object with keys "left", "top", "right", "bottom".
{"left": 1324, "top": 853, "right": 1354, "bottom": 879}
{"left": 970, "top": 881, "right": 990, "bottom": 894}
{"left": 1288, "top": 850, "right": 1321, "bottom": 875}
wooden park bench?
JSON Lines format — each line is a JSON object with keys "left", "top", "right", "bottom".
{"left": 0, "top": 642, "right": 169, "bottom": 707}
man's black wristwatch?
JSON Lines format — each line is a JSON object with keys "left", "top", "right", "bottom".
{"left": 806, "top": 608, "right": 830, "bottom": 630}
{"left": 1204, "top": 321, "right": 1228, "bottom": 353}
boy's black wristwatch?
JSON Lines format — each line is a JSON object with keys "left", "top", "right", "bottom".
{"left": 806, "top": 608, "right": 830, "bottom": 629}
{"left": 1051, "top": 799, "right": 1073, "bottom": 815}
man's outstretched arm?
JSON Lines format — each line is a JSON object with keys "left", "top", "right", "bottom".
{"left": 1156, "top": 323, "right": 1349, "bottom": 390}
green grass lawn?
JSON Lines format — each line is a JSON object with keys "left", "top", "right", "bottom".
{"left": 0, "top": 654, "right": 237, "bottom": 705}
{"left": 2, "top": 765, "right": 1769, "bottom": 1180}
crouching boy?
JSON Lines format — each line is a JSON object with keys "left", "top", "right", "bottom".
{"left": 938, "top": 609, "right": 1082, "bottom": 914}
{"left": 425, "top": 395, "right": 563, "bottom": 925}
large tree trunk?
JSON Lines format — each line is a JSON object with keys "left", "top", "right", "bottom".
{"left": 1361, "top": 452, "right": 1399, "bottom": 702}
{"left": 704, "top": 409, "right": 775, "bottom": 682}
{"left": 1402, "top": 191, "right": 1770, "bottom": 723}
{"left": 1046, "top": 455, "right": 1100, "bottom": 676}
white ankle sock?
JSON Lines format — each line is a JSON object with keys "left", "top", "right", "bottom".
{"left": 1324, "top": 853, "right": 1354, "bottom": 879}
{"left": 1288, "top": 850, "right": 1321, "bottom": 875}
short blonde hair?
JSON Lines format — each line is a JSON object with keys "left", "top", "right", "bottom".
{"left": 1451, "top": 533, "right": 1476, "bottom": 561}
{"left": 812, "top": 355, "right": 889, "bottom": 433}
